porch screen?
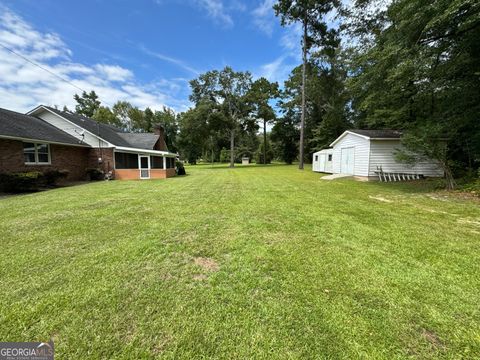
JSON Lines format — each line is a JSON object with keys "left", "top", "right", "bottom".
{"left": 115, "top": 152, "right": 138, "bottom": 169}
{"left": 150, "top": 156, "right": 164, "bottom": 169}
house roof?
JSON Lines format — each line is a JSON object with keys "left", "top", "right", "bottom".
{"left": 41, "top": 106, "right": 161, "bottom": 150}
{"left": 0, "top": 107, "right": 87, "bottom": 146}
{"left": 117, "top": 133, "right": 159, "bottom": 149}
{"left": 348, "top": 129, "right": 403, "bottom": 139}
{"left": 42, "top": 106, "right": 133, "bottom": 147}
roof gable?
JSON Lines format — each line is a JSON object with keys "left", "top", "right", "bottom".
{"left": 0, "top": 107, "right": 87, "bottom": 146}
{"left": 330, "top": 129, "right": 402, "bottom": 147}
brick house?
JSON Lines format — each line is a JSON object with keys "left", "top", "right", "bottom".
{"left": 0, "top": 105, "right": 177, "bottom": 181}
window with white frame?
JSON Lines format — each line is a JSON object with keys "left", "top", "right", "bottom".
{"left": 23, "top": 142, "right": 50, "bottom": 164}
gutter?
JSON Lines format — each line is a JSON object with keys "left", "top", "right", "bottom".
{"left": 114, "top": 146, "right": 177, "bottom": 157}
{"left": 0, "top": 134, "right": 90, "bottom": 148}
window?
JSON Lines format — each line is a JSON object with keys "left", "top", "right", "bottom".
{"left": 114, "top": 152, "right": 138, "bottom": 169}
{"left": 328, "top": 154, "right": 332, "bottom": 161}
{"left": 23, "top": 142, "right": 50, "bottom": 164}
{"left": 166, "top": 157, "right": 175, "bottom": 169}
{"left": 315, "top": 155, "right": 318, "bottom": 161}
{"left": 150, "top": 156, "right": 164, "bottom": 169}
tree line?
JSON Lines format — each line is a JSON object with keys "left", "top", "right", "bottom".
{"left": 70, "top": 0, "right": 479, "bottom": 185}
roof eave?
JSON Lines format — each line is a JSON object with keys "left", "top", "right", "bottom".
{"left": 114, "top": 146, "right": 177, "bottom": 157}
{"left": 329, "top": 130, "right": 370, "bottom": 147}
{"left": 0, "top": 134, "right": 90, "bottom": 147}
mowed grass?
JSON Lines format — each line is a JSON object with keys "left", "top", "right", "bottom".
{"left": 0, "top": 164, "right": 479, "bottom": 359}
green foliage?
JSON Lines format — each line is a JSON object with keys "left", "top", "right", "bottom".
{"left": 0, "top": 170, "right": 69, "bottom": 193}
{"left": 271, "top": 115, "right": 299, "bottom": 164}
{"left": 219, "top": 147, "right": 230, "bottom": 163}
{"left": 73, "top": 91, "right": 100, "bottom": 118}
{"left": 175, "top": 161, "right": 186, "bottom": 176}
{"left": 43, "top": 169, "right": 69, "bottom": 186}
{"left": 189, "top": 66, "right": 257, "bottom": 167}
{"left": 0, "top": 171, "right": 43, "bottom": 192}
{"left": 347, "top": 0, "right": 480, "bottom": 180}
{"left": 154, "top": 107, "right": 179, "bottom": 152}
{"left": 85, "top": 168, "right": 104, "bottom": 181}
{"left": 93, "top": 106, "right": 122, "bottom": 128}
{"left": 255, "top": 140, "right": 274, "bottom": 164}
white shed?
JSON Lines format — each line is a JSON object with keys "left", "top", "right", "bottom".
{"left": 313, "top": 130, "right": 444, "bottom": 180}
{"left": 312, "top": 148, "right": 333, "bottom": 173}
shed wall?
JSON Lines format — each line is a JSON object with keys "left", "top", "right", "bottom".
{"left": 368, "top": 140, "right": 444, "bottom": 177}
{"left": 332, "top": 134, "right": 370, "bottom": 176}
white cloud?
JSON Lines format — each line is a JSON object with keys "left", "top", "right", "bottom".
{"left": 94, "top": 64, "right": 133, "bottom": 82}
{"left": 251, "top": 0, "right": 276, "bottom": 36}
{"left": 139, "top": 45, "right": 200, "bottom": 75}
{"left": 0, "top": 7, "right": 190, "bottom": 113}
{"left": 194, "top": 0, "right": 234, "bottom": 27}
{"left": 255, "top": 22, "right": 302, "bottom": 85}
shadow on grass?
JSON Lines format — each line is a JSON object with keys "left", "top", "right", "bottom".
{"left": 186, "top": 163, "right": 295, "bottom": 170}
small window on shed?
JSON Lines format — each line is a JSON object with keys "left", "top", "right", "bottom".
{"left": 328, "top": 154, "right": 332, "bottom": 161}
{"left": 315, "top": 155, "right": 318, "bottom": 161}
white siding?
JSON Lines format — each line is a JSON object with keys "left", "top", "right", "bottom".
{"left": 368, "top": 140, "right": 444, "bottom": 177}
{"left": 312, "top": 149, "right": 333, "bottom": 173}
{"left": 35, "top": 109, "right": 110, "bottom": 148}
{"left": 332, "top": 133, "right": 370, "bottom": 176}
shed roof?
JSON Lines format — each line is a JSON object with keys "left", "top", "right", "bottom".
{"left": 348, "top": 129, "right": 402, "bottom": 139}
{"left": 0, "top": 107, "right": 87, "bottom": 146}
{"left": 330, "top": 129, "right": 403, "bottom": 147}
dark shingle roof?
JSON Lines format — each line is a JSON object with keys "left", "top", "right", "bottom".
{"left": 43, "top": 107, "right": 161, "bottom": 150}
{"left": 349, "top": 129, "right": 403, "bottom": 139}
{"left": 0, "top": 107, "right": 87, "bottom": 146}
{"left": 43, "top": 106, "right": 133, "bottom": 147}
{"left": 117, "top": 133, "right": 159, "bottom": 149}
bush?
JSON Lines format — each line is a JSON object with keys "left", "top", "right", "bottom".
{"left": 255, "top": 142, "right": 274, "bottom": 164}
{"left": 86, "top": 168, "right": 104, "bottom": 181}
{"left": 43, "top": 169, "right": 69, "bottom": 186}
{"left": 219, "top": 147, "right": 230, "bottom": 163}
{"left": 176, "top": 161, "right": 186, "bottom": 176}
{"left": 0, "top": 171, "right": 44, "bottom": 193}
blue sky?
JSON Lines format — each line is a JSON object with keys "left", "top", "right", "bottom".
{"left": 0, "top": 0, "right": 302, "bottom": 112}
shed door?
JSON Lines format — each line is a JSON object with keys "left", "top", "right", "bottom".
{"left": 319, "top": 154, "right": 326, "bottom": 172}
{"left": 340, "top": 147, "right": 354, "bottom": 174}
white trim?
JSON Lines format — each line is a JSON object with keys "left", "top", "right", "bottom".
{"left": 0, "top": 134, "right": 89, "bottom": 148}
{"left": 114, "top": 146, "right": 176, "bottom": 157}
{"left": 27, "top": 106, "right": 115, "bottom": 147}
{"left": 330, "top": 131, "right": 369, "bottom": 147}
{"left": 23, "top": 142, "right": 51, "bottom": 165}
{"left": 329, "top": 131, "right": 402, "bottom": 147}
{"left": 139, "top": 155, "right": 150, "bottom": 179}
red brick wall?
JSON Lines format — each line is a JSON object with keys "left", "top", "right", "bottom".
{"left": 0, "top": 139, "right": 90, "bottom": 180}
{"left": 88, "top": 148, "right": 114, "bottom": 174}
{"left": 153, "top": 127, "right": 168, "bottom": 151}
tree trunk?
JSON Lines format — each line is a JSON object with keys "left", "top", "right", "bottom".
{"left": 263, "top": 119, "right": 267, "bottom": 165}
{"left": 442, "top": 162, "right": 456, "bottom": 190}
{"left": 229, "top": 129, "right": 235, "bottom": 168}
{"left": 299, "top": 18, "right": 307, "bottom": 170}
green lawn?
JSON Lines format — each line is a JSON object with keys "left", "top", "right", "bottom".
{"left": 0, "top": 164, "right": 479, "bottom": 359}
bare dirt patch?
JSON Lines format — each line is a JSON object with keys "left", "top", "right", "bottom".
{"left": 194, "top": 257, "right": 219, "bottom": 272}
{"left": 421, "top": 328, "right": 445, "bottom": 350}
